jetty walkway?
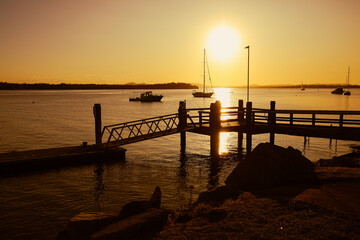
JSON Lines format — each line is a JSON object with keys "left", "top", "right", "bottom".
{"left": 100, "top": 100, "right": 360, "bottom": 155}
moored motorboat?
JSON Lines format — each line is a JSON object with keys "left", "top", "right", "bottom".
{"left": 129, "top": 91, "right": 163, "bottom": 102}
{"left": 331, "top": 87, "right": 344, "bottom": 94}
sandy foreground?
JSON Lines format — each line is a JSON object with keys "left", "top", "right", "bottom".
{"left": 155, "top": 167, "right": 360, "bottom": 240}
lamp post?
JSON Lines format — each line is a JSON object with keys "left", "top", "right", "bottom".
{"left": 245, "top": 45, "right": 250, "bottom": 103}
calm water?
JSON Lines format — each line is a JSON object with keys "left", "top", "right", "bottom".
{"left": 0, "top": 88, "right": 360, "bottom": 239}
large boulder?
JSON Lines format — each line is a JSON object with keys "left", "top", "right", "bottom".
{"left": 64, "top": 212, "right": 119, "bottom": 240}
{"left": 118, "top": 186, "right": 161, "bottom": 219}
{"left": 91, "top": 208, "right": 171, "bottom": 240}
{"left": 225, "top": 143, "right": 317, "bottom": 191}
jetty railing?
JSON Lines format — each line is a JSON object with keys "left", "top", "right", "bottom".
{"left": 99, "top": 100, "right": 360, "bottom": 149}
{"left": 102, "top": 112, "right": 198, "bottom": 148}
{"left": 102, "top": 113, "right": 179, "bottom": 148}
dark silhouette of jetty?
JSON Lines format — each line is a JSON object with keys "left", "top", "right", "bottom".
{"left": 100, "top": 100, "right": 360, "bottom": 155}
{"left": 3, "top": 100, "right": 360, "bottom": 176}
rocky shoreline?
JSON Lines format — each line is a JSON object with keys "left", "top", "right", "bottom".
{"left": 58, "top": 143, "right": 360, "bottom": 240}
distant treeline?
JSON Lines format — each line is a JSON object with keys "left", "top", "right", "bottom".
{"left": 230, "top": 84, "right": 360, "bottom": 88}
{"left": 0, "top": 82, "right": 198, "bottom": 90}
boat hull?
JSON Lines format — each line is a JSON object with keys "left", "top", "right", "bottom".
{"left": 192, "top": 92, "right": 213, "bottom": 98}
{"left": 331, "top": 87, "right": 344, "bottom": 94}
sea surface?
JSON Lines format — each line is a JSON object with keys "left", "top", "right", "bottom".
{"left": 0, "top": 88, "right": 359, "bottom": 239}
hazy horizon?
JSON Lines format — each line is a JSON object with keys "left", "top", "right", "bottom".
{"left": 1, "top": 0, "right": 359, "bottom": 86}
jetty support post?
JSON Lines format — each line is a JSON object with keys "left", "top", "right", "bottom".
{"left": 178, "top": 101, "right": 187, "bottom": 152}
{"left": 93, "top": 104, "right": 102, "bottom": 147}
{"left": 237, "top": 100, "right": 244, "bottom": 153}
{"left": 246, "top": 101, "right": 252, "bottom": 154}
{"left": 210, "top": 100, "right": 221, "bottom": 156}
{"left": 269, "top": 101, "right": 276, "bottom": 144}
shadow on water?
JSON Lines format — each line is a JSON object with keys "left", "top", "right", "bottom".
{"left": 178, "top": 151, "right": 187, "bottom": 178}
{"left": 94, "top": 163, "right": 105, "bottom": 211}
{"left": 208, "top": 155, "right": 220, "bottom": 188}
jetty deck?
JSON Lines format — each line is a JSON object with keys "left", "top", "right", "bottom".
{"left": 0, "top": 145, "right": 126, "bottom": 175}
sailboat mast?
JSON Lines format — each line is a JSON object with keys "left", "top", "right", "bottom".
{"left": 203, "top": 49, "right": 206, "bottom": 93}
{"left": 348, "top": 66, "right": 350, "bottom": 86}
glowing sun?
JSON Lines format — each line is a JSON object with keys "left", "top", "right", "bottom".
{"left": 206, "top": 24, "right": 240, "bottom": 63}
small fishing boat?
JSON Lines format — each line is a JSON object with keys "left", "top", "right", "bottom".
{"left": 129, "top": 91, "right": 163, "bottom": 102}
{"left": 192, "top": 49, "right": 214, "bottom": 98}
{"left": 331, "top": 87, "right": 344, "bottom": 95}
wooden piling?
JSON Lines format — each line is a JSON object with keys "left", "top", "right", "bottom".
{"left": 238, "top": 100, "right": 244, "bottom": 155}
{"left": 238, "top": 100, "right": 244, "bottom": 124}
{"left": 246, "top": 101, "right": 252, "bottom": 153}
{"left": 210, "top": 101, "right": 221, "bottom": 156}
{"left": 178, "top": 101, "right": 187, "bottom": 151}
{"left": 93, "top": 104, "right": 102, "bottom": 146}
{"left": 269, "top": 101, "right": 276, "bottom": 144}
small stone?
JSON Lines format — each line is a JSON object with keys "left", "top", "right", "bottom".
{"left": 150, "top": 186, "right": 161, "bottom": 208}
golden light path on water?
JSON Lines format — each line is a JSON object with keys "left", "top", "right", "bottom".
{"left": 214, "top": 88, "right": 233, "bottom": 155}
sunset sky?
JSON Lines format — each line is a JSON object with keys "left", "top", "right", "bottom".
{"left": 1, "top": 0, "right": 359, "bottom": 87}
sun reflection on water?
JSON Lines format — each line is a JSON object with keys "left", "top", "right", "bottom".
{"left": 214, "top": 89, "right": 234, "bottom": 155}
{"left": 219, "top": 132, "right": 232, "bottom": 155}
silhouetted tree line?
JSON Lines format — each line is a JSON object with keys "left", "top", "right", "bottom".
{"left": 0, "top": 82, "right": 198, "bottom": 90}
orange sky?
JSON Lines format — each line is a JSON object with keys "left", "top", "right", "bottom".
{"left": 1, "top": 0, "right": 359, "bottom": 86}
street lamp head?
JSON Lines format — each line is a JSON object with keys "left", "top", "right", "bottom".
{"left": 244, "top": 45, "right": 249, "bottom": 49}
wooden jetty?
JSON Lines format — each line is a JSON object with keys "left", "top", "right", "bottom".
{"left": 101, "top": 100, "right": 360, "bottom": 156}
{"left": 2, "top": 100, "right": 360, "bottom": 175}
{"left": 0, "top": 145, "right": 126, "bottom": 176}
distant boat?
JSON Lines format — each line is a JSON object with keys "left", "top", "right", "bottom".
{"left": 344, "top": 66, "right": 351, "bottom": 96}
{"left": 331, "top": 87, "right": 344, "bottom": 94}
{"left": 129, "top": 91, "right": 163, "bottom": 102}
{"left": 301, "top": 82, "right": 305, "bottom": 91}
{"left": 192, "top": 49, "right": 214, "bottom": 98}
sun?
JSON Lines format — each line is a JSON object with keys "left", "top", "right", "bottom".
{"left": 206, "top": 24, "right": 240, "bottom": 63}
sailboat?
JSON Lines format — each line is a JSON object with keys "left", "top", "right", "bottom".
{"left": 192, "top": 49, "right": 214, "bottom": 98}
{"left": 301, "top": 82, "right": 305, "bottom": 91}
{"left": 344, "top": 66, "right": 351, "bottom": 95}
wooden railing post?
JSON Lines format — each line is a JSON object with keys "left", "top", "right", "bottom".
{"left": 312, "top": 114, "right": 316, "bottom": 126}
{"left": 178, "top": 101, "right": 187, "bottom": 151}
{"left": 210, "top": 101, "right": 221, "bottom": 156}
{"left": 246, "top": 101, "right": 252, "bottom": 153}
{"left": 269, "top": 101, "right": 276, "bottom": 144}
{"left": 238, "top": 99, "right": 244, "bottom": 124}
{"left": 93, "top": 103, "right": 102, "bottom": 147}
{"left": 290, "top": 113, "right": 293, "bottom": 126}
{"left": 339, "top": 114, "right": 344, "bottom": 127}
{"left": 199, "top": 111, "right": 203, "bottom": 127}
{"left": 238, "top": 99, "right": 244, "bottom": 155}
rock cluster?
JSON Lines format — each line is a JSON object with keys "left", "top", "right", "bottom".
{"left": 58, "top": 186, "right": 170, "bottom": 240}
{"left": 60, "top": 143, "right": 320, "bottom": 239}
{"left": 316, "top": 151, "right": 360, "bottom": 168}
{"left": 197, "top": 143, "right": 318, "bottom": 204}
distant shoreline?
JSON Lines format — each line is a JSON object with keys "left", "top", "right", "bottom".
{"left": 1, "top": 82, "right": 360, "bottom": 90}
{"left": 0, "top": 82, "right": 198, "bottom": 90}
